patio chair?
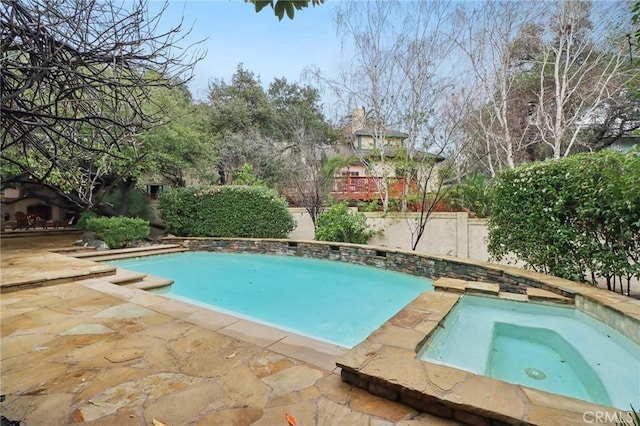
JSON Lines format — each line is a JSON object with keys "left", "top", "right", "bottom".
{"left": 13, "top": 211, "right": 33, "bottom": 230}
{"left": 32, "top": 216, "right": 46, "bottom": 229}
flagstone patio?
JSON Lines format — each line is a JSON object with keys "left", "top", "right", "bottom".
{"left": 2, "top": 240, "right": 638, "bottom": 425}
{"left": 0, "top": 251, "right": 457, "bottom": 425}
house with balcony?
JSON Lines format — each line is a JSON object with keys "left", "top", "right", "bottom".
{"left": 329, "top": 107, "right": 445, "bottom": 203}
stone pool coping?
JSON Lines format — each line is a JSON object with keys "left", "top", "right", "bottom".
{"left": 337, "top": 285, "right": 634, "bottom": 425}
{"left": 160, "top": 237, "right": 640, "bottom": 424}
{"left": 163, "top": 237, "right": 640, "bottom": 345}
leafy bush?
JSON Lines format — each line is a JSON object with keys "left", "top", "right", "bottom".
{"left": 159, "top": 186, "right": 295, "bottom": 238}
{"left": 232, "top": 163, "right": 265, "bottom": 186}
{"left": 315, "top": 200, "right": 375, "bottom": 244}
{"left": 446, "top": 174, "right": 493, "bottom": 218}
{"left": 85, "top": 216, "right": 150, "bottom": 248}
{"left": 76, "top": 211, "right": 98, "bottom": 230}
{"left": 488, "top": 151, "right": 640, "bottom": 292}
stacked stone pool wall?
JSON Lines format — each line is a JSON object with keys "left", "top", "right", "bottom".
{"left": 157, "top": 237, "right": 640, "bottom": 424}
{"left": 163, "top": 237, "right": 639, "bottom": 345}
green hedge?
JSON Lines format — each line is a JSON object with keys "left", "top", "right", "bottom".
{"left": 488, "top": 150, "right": 639, "bottom": 292}
{"left": 85, "top": 216, "right": 150, "bottom": 249}
{"left": 315, "top": 200, "right": 374, "bottom": 244}
{"left": 159, "top": 186, "right": 295, "bottom": 238}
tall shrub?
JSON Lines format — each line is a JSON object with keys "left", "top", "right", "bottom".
{"left": 101, "top": 186, "right": 153, "bottom": 219}
{"left": 156, "top": 186, "right": 201, "bottom": 236}
{"left": 85, "top": 217, "right": 150, "bottom": 249}
{"left": 76, "top": 211, "right": 98, "bottom": 230}
{"left": 315, "top": 200, "right": 375, "bottom": 244}
{"left": 488, "top": 151, "right": 640, "bottom": 293}
{"left": 159, "top": 186, "right": 295, "bottom": 238}
{"left": 446, "top": 174, "right": 493, "bottom": 218}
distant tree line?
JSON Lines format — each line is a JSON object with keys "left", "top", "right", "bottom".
{"left": 2, "top": 0, "right": 638, "bottom": 275}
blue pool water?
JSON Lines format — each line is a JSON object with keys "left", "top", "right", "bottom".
{"left": 488, "top": 323, "right": 610, "bottom": 405}
{"left": 417, "top": 295, "right": 639, "bottom": 409}
{"left": 108, "top": 252, "right": 433, "bottom": 347}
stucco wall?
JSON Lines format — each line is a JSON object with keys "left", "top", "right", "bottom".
{"left": 288, "top": 208, "right": 489, "bottom": 261}
{"left": 288, "top": 208, "right": 315, "bottom": 241}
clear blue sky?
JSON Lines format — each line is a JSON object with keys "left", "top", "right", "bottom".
{"left": 150, "top": 1, "right": 343, "bottom": 102}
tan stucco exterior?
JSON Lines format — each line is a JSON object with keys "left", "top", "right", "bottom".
{"left": 288, "top": 208, "right": 490, "bottom": 261}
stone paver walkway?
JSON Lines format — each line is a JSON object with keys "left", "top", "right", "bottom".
{"left": 1, "top": 280, "right": 458, "bottom": 425}
{"left": 1, "top": 250, "right": 115, "bottom": 293}
{"left": 4, "top": 239, "right": 638, "bottom": 425}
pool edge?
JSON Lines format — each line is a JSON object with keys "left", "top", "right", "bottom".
{"left": 337, "top": 289, "right": 635, "bottom": 425}
{"left": 160, "top": 238, "right": 640, "bottom": 425}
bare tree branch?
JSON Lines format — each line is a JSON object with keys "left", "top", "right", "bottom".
{"left": 1, "top": 0, "right": 204, "bottom": 209}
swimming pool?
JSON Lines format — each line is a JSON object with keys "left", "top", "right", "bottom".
{"left": 108, "top": 252, "right": 433, "bottom": 347}
{"left": 417, "top": 295, "right": 639, "bottom": 410}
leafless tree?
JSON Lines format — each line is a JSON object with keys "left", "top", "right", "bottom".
{"left": 308, "top": 0, "right": 475, "bottom": 249}
{"left": 406, "top": 87, "right": 476, "bottom": 251}
{"left": 455, "top": 0, "right": 546, "bottom": 176}
{"left": 1, "top": 0, "right": 203, "bottom": 209}
{"left": 216, "top": 131, "right": 284, "bottom": 186}
{"left": 309, "top": 1, "right": 463, "bottom": 214}
{"left": 330, "top": 1, "right": 407, "bottom": 212}
{"left": 277, "top": 105, "right": 341, "bottom": 224}
{"left": 457, "top": 0, "right": 638, "bottom": 170}
{"left": 532, "top": 1, "right": 638, "bottom": 159}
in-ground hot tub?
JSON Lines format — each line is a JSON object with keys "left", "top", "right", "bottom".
{"left": 158, "top": 238, "right": 640, "bottom": 423}
{"left": 417, "top": 295, "right": 639, "bottom": 410}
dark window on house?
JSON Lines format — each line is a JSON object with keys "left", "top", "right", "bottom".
{"left": 147, "top": 185, "right": 163, "bottom": 200}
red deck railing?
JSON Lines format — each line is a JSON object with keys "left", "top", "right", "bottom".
{"left": 329, "top": 176, "right": 417, "bottom": 201}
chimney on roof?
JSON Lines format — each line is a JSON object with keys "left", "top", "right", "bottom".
{"left": 351, "top": 106, "right": 366, "bottom": 132}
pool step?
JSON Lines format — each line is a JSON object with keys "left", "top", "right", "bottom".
{"left": 50, "top": 246, "right": 97, "bottom": 254}
{"left": 83, "top": 247, "right": 187, "bottom": 262}
{"left": 122, "top": 274, "right": 173, "bottom": 291}
{"left": 434, "top": 278, "right": 573, "bottom": 304}
{"left": 103, "top": 267, "right": 173, "bottom": 290}
{"left": 105, "top": 268, "right": 148, "bottom": 285}
{"left": 526, "top": 287, "right": 572, "bottom": 304}
{"left": 433, "top": 278, "right": 500, "bottom": 296}
{"left": 70, "top": 245, "right": 187, "bottom": 261}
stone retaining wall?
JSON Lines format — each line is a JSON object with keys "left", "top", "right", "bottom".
{"left": 162, "top": 237, "right": 640, "bottom": 345}
{"left": 163, "top": 237, "right": 566, "bottom": 296}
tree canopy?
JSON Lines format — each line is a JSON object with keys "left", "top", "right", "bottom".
{"left": 1, "top": 0, "right": 203, "bottom": 210}
{"left": 4, "top": 0, "right": 638, "bottom": 244}
{"left": 247, "top": 0, "right": 325, "bottom": 20}
{"left": 205, "top": 65, "right": 335, "bottom": 200}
